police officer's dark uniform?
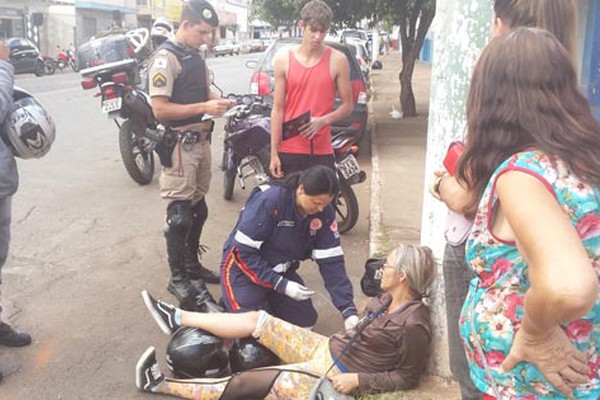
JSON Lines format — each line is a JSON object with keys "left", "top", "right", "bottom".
{"left": 147, "top": 0, "right": 220, "bottom": 308}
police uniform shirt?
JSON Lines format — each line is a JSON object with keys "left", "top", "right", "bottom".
{"left": 148, "top": 43, "right": 182, "bottom": 99}
{"left": 148, "top": 40, "right": 208, "bottom": 132}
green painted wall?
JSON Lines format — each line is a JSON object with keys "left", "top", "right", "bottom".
{"left": 420, "top": 0, "right": 493, "bottom": 377}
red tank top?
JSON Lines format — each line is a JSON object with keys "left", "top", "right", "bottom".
{"left": 279, "top": 46, "right": 336, "bottom": 155}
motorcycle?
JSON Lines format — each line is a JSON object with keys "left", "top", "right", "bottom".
{"left": 220, "top": 94, "right": 365, "bottom": 234}
{"left": 221, "top": 94, "right": 272, "bottom": 200}
{"left": 44, "top": 46, "right": 80, "bottom": 74}
{"left": 79, "top": 28, "right": 157, "bottom": 185}
{"left": 331, "top": 126, "right": 366, "bottom": 233}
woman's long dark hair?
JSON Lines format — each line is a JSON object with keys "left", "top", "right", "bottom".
{"left": 493, "top": 0, "right": 577, "bottom": 60}
{"left": 457, "top": 28, "right": 600, "bottom": 216}
{"left": 273, "top": 165, "right": 339, "bottom": 196}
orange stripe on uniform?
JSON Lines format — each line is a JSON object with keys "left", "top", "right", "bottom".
{"left": 233, "top": 248, "right": 272, "bottom": 288}
{"left": 222, "top": 249, "right": 241, "bottom": 311}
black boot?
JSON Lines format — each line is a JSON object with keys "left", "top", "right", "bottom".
{"left": 184, "top": 199, "right": 220, "bottom": 284}
{"left": 165, "top": 202, "right": 197, "bottom": 309}
{"left": 189, "top": 279, "right": 224, "bottom": 313}
{"left": 0, "top": 322, "right": 31, "bottom": 347}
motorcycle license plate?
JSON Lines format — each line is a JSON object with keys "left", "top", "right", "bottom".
{"left": 101, "top": 97, "right": 122, "bottom": 113}
{"left": 338, "top": 154, "right": 360, "bottom": 180}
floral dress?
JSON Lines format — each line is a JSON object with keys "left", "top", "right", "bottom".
{"left": 459, "top": 150, "right": 600, "bottom": 399}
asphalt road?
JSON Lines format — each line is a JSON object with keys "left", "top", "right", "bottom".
{"left": 2, "top": 51, "right": 371, "bottom": 399}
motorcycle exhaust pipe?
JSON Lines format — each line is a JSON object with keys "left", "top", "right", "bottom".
{"left": 123, "top": 90, "right": 155, "bottom": 126}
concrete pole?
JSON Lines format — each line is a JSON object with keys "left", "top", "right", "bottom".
{"left": 420, "top": 1, "right": 492, "bottom": 377}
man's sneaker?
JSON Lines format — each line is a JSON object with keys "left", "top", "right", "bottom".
{"left": 135, "top": 346, "right": 165, "bottom": 392}
{"left": 141, "top": 290, "right": 180, "bottom": 335}
{"left": 0, "top": 323, "right": 31, "bottom": 347}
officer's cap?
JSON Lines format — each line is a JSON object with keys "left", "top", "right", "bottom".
{"left": 185, "top": 0, "right": 219, "bottom": 27}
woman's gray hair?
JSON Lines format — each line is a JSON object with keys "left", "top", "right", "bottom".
{"left": 391, "top": 244, "right": 436, "bottom": 299}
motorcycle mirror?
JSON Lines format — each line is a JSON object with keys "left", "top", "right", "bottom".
{"left": 241, "top": 95, "right": 252, "bottom": 106}
{"left": 207, "top": 69, "right": 224, "bottom": 98}
{"left": 245, "top": 60, "right": 257, "bottom": 69}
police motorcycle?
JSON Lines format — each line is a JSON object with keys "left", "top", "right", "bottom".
{"left": 219, "top": 94, "right": 365, "bottom": 234}
{"left": 78, "top": 28, "right": 157, "bottom": 185}
{"left": 220, "top": 94, "right": 272, "bottom": 201}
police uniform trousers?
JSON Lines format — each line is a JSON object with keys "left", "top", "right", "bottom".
{"left": 160, "top": 137, "right": 211, "bottom": 204}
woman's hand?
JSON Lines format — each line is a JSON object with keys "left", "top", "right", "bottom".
{"left": 501, "top": 325, "right": 590, "bottom": 397}
{"left": 428, "top": 169, "right": 448, "bottom": 201}
{"left": 329, "top": 373, "right": 359, "bottom": 394}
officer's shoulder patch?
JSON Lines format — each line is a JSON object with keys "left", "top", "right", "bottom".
{"left": 153, "top": 57, "right": 168, "bottom": 69}
{"left": 153, "top": 72, "right": 167, "bottom": 88}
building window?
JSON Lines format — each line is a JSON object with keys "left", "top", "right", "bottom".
{"left": 136, "top": 0, "right": 148, "bottom": 5}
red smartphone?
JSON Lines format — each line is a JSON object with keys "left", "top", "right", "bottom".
{"left": 443, "top": 141, "right": 464, "bottom": 176}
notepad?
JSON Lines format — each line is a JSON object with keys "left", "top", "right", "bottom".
{"left": 282, "top": 110, "right": 311, "bottom": 140}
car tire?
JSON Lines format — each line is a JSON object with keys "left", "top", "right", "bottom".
{"left": 34, "top": 60, "right": 45, "bottom": 77}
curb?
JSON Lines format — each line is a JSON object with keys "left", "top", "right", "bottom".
{"left": 368, "top": 93, "right": 383, "bottom": 257}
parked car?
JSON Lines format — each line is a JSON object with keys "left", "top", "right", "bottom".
{"left": 213, "top": 41, "right": 240, "bottom": 57}
{"left": 349, "top": 41, "right": 371, "bottom": 84}
{"left": 340, "top": 29, "right": 369, "bottom": 47}
{"left": 249, "top": 39, "right": 266, "bottom": 53}
{"left": 247, "top": 38, "right": 369, "bottom": 145}
{"left": 6, "top": 37, "right": 45, "bottom": 77}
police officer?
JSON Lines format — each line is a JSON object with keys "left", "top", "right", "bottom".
{"left": 148, "top": 0, "right": 233, "bottom": 308}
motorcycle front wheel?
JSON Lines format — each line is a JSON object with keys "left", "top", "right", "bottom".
{"left": 69, "top": 59, "right": 80, "bottom": 73}
{"left": 222, "top": 148, "right": 235, "bottom": 200}
{"left": 43, "top": 60, "right": 56, "bottom": 75}
{"left": 119, "top": 120, "right": 155, "bottom": 185}
{"left": 34, "top": 60, "right": 45, "bottom": 77}
{"left": 334, "top": 179, "right": 359, "bottom": 234}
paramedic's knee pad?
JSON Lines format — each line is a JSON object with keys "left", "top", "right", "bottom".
{"left": 166, "top": 201, "right": 192, "bottom": 235}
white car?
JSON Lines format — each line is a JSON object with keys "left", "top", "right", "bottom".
{"left": 213, "top": 41, "right": 240, "bottom": 57}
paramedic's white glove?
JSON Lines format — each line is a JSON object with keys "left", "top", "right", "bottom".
{"left": 284, "top": 281, "right": 315, "bottom": 301}
{"left": 344, "top": 315, "right": 360, "bottom": 331}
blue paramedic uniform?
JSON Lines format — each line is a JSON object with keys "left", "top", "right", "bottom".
{"left": 220, "top": 184, "right": 357, "bottom": 327}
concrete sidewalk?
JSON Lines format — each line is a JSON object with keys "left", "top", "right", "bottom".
{"left": 367, "top": 51, "right": 460, "bottom": 398}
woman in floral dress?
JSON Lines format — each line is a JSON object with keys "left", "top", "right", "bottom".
{"left": 456, "top": 28, "right": 600, "bottom": 399}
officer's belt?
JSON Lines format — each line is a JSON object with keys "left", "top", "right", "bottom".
{"left": 170, "top": 120, "right": 214, "bottom": 143}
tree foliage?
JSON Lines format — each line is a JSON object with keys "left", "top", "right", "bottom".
{"left": 250, "top": 0, "right": 436, "bottom": 116}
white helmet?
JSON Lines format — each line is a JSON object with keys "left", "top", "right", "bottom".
{"left": 0, "top": 88, "right": 56, "bottom": 159}
{"left": 151, "top": 17, "right": 174, "bottom": 47}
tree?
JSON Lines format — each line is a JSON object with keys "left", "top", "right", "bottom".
{"left": 393, "top": 0, "right": 436, "bottom": 117}
{"left": 250, "top": 0, "right": 300, "bottom": 33}
{"left": 332, "top": 0, "right": 437, "bottom": 117}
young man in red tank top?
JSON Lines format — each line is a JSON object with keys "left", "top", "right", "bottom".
{"left": 269, "top": 0, "right": 354, "bottom": 178}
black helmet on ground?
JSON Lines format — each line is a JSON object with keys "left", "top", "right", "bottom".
{"left": 229, "top": 337, "right": 280, "bottom": 373}
{"left": 166, "top": 327, "right": 229, "bottom": 378}
{"left": 360, "top": 258, "right": 384, "bottom": 297}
